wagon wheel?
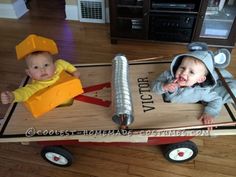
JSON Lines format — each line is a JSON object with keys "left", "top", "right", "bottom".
{"left": 163, "top": 141, "right": 198, "bottom": 163}
{"left": 41, "top": 146, "right": 73, "bottom": 167}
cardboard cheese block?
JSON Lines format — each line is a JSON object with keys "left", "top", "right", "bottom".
{"left": 15, "top": 34, "right": 58, "bottom": 60}
{"left": 24, "top": 71, "right": 84, "bottom": 118}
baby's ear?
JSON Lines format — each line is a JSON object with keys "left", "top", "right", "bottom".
{"left": 198, "top": 76, "right": 206, "bottom": 83}
{"left": 25, "top": 69, "right": 32, "bottom": 78}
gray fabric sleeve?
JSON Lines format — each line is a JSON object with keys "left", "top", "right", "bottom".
{"left": 151, "top": 70, "right": 173, "bottom": 94}
{"left": 202, "top": 90, "right": 223, "bottom": 117}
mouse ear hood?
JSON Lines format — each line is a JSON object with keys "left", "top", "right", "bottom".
{"left": 170, "top": 42, "right": 232, "bottom": 87}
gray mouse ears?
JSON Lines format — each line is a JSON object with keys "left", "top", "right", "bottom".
{"left": 187, "top": 42, "right": 208, "bottom": 51}
{"left": 213, "top": 48, "right": 231, "bottom": 68}
{"left": 187, "top": 42, "right": 231, "bottom": 68}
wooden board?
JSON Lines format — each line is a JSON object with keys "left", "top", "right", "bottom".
{"left": 0, "top": 61, "right": 235, "bottom": 142}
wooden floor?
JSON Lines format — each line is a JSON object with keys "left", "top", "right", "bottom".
{"left": 0, "top": 0, "right": 236, "bottom": 176}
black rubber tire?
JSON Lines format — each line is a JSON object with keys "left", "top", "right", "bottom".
{"left": 41, "top": 146, "right": 73, "bottom": 167}
{"left": 163, "top": 140, "right": 198, "bottom": 163}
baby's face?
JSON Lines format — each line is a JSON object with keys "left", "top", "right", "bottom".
{"left": 175, "top": 57, "right": 207, "bottom": 87}
{"left": 26, "top": 53, "right": 56, "bottom": 81}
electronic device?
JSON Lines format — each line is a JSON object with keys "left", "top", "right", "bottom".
{"left": 149, "top": 13, "right": 196, "bottom": 42}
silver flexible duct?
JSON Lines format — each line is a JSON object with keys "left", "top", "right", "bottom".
{"left": 112, "top": 54, "right": 134, "bottom": 128}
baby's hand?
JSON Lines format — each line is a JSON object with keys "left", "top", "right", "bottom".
{"left": 163, "top": 79, "right": 179, "bottom": 92}
{"left": 198, "top": 113, "right": 214, "bottom": 131}
{"left": 72, "top": 70, "right": 80, "bottom": 78}
{"left": 1, "top": 91, "right": 14, "bottom": 104}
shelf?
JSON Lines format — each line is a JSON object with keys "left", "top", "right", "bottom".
{"left": 150, "top": 0, "right": 200, "bottom": 12}
{"left": 204, "top": 18, "right": 234, "bottom": 23}
{"left": 200, "top": 35, "right": 227, "bottom": 39}
{"left": 117, "top": 6, "right": 144, "bottom": 18}
{"left": 117, "top": 5, "right": 143, "bottom": 8}
{"left": 150, "top": 10, "right": 198, "bottom": 14}
{"left": 117, "top": 0, "right": 143, "bottom": 6}
{"left": 117, "top": 17, "right": 144, "bottom": 21}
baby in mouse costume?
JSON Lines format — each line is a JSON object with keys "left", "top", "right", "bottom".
{"left": 152, "top": 42, "right": 236, "bottom": 126}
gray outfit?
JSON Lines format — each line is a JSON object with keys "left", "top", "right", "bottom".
{"left": 152, "top": 51, "right": 236, "bottom": 117}
{"left": 214, "top": 69, "right": 236, "bottom": 104}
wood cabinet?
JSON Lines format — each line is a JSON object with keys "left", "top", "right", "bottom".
{"left": 109, "top": 0, "right": 150, "bottom": 43}
{"left": 109, "top": 0, "right": 236, "bottom": 48}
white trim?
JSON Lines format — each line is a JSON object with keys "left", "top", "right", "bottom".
{"left": 0, "top": 0, "right": 28, "bottom": 19}
{"left": 65, "top": 4, "right": 79, "bottom": 21}
{"left": 105, "top": 6, "right": 109, "bottom": 23}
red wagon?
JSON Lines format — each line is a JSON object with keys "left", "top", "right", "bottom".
{"left": 1, "top": 60, "right": 235, "bottom": 166}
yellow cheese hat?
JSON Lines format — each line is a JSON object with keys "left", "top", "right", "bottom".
{"left": 15, "top": 34, "right": 58, "bottom": 60}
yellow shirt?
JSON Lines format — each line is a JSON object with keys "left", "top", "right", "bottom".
{"left": 13, "top": 59, "right": 77, "bottom": 102}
